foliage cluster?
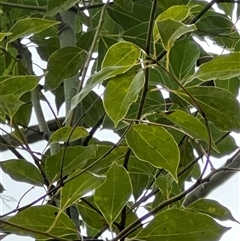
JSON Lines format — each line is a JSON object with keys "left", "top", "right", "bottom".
{"left": 0, "top": 0, "right": 240, "bottom": 241}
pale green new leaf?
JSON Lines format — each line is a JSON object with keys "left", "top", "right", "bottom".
{"left": 45, "top": 46, "right": 87, "bottom": 90}
{"left": 156, "top": 19, "right": 196, "bottom": 51}
{"left": 0, "top": 159, "right": 43, "bottom": 186}
{"left": 104, "top": 70, "right": 144, "bottom": 127}
{"left": 188, "top": 199, "right": 239, "bottom": 223}
{"left": 49, "top": 126, "right": 89, "bottom": 143}
{"left": 175, "top": 87, "right": 240, "bottom": 131}
{"left": 192, "top": 53, "right": 240, "bottom": 81}
{"left": 0, "top": 76, "right": 39, "bottom": 97}
{"left": 8, "top": 18, "right": 59, "bottom": 43}
{"left": 126, "top": 124, "right": 179, "bottom": 181}
{"left": 61, "top": 172, "right": 105, "bottom": 210}
{"left": 46, "top": 145, "right": 97, "bottom": 183}
{"left": 4, "top": 205, "right": 78, "bottom": 240}
{"left": 46, "top": 0, "right": 79, "bottom": 16}
{"left": 135, "top": 208, "right": 230, "bottom": 241}
{"left": 94, "top": 163, "right": 132, "bottom": 226}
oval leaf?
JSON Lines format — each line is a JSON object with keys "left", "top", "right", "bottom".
{"left": 49, "top": 126, "right": 89, "bottom": 143}
{"left": 104, "top": 70, "right": 144, "bottom": 127}
{"left": 126, "top": 124, "right": 180, "bottom": 181}
{"left": 8, "top": 18, "right": 59, "bottom": 43}
{"left": 175, "top": 87, "right": 240, "bottom": 131}
{"left": 45, "top": 46, "right": 87, "bottom": 90}
{"left": 94, "top": 163, "right": 132, "bottom": 225}
{"left": 0, "top": 159, "right": 43, "bottom": 186}
{"left": 135, "top": 208, "right": 230, "bottom": 241}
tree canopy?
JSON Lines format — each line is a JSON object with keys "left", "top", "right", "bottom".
{"left": 0, "top": 0, "right": 239, "bottom": 241}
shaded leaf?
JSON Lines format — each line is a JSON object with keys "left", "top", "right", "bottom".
{"left": 94, "top": 163, "right": 132, "bottom": 225}
{"left": 114, "top": 0, "right": 133, "bottom": 12}
{"left": 61, "top": 171, "right": 105, "bottom": 210}
{"left": 175, "top": 87, "right": 240, "bottom": 131}
{"left": 46, "top": 0, "right": 79, "bottom": 16}
{"left": 135, "top": 208, "right": 230, "bottom": 241}
{"left": 126, "top": 124, "right": 180, "bottom": 181}
{"left": 3, "top": 205, "right": 78, "bottom": 240}
{"left": 45, "top": 46, "right": 87, "bottom": 90}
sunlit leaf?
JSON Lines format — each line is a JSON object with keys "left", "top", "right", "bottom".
{"left": 188, "top": 199, "right": 239, "bottom": 223}
{"left": 8, "top": 18, "right": 59, "bottom": 43}
{"left": 104, "top": 70, "right": 144, "bottom": 127}
{"left": 94, "top": 163, "right": 132, "bottom": 225}
{"left": 49, "top": 126, "right": 89, "bottom": 143}
{"left": 126, "top": 124, "right": 180, "bottom": 181}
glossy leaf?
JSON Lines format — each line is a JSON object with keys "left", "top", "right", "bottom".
{"left": 49, "top": 126, "right": 89, "bottom": 143}
{"left": 8, "top": 18, "right": 59, "bottom": 43}
{"left": 45, "top": 46, "right": 87, "bottom": 90}
{"left": 188, "top": 199, "right": 239, "bottom": 223}
{"left": 193, "top": 53, "right": 240, "bottom": 81}
{"left": 61, "top": 171, "right": 105, "bottom": 210}
{"left": 3, "top": 205, "right": 78, "bottom": 240}
{"left": 45, "top": 145, "right": 97, "bottom": 183}
{"left": 104, "top": 70, "right": 144, "bottom": 126}
{"left": 126, "top": 124, "right": 180, "bottom": 181}
{"left": 156, "top": 19, "right": 196, "bottom": 51}
{"left": 94, "top": 163, "right": 132, "bottom": 225}
{"left": 175, "top": 87, "right": 240, "bottom": 131}
{"left": 135, "top": 208, "right": 230, "bottom": 241}
{"left": 0, "top": 159, "right": 43, "bottom": 186}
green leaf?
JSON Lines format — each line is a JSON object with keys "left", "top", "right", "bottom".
{"left": 0, "top": 94, "right": 24, "bottom": 118}
{"left": 0, "top": 159, "right": 43, "bottom": 186}
{"left": 104, "top": 70, "right": 144, "bottom": 127}
{"left": 156, "top": 19, "right": 196, "bottom": 51}
{"left": 0, "top": 32, "right": 11, "bottom": 41}
{"left": 46, "top": 0, "right": 79, "bottom": 16}
{"left": 114, "top": 0, "right": 133, "bottom": 12}
{"left": 169, "top": 39, "right": 200, "bottom": 81}
{"left": 94, "top": 163, "right": 132, "bottom": 225}
{"left": 215, "top": 76, "right": 240, "bottom": 97}
{"left": 61, "top": 171, "right": 105, "bottom": 210}
{"left": 102, "top": 41, "right": 141, "bottom": 69}
{"left": 188, "top": 199, "right": 239, "bottom": 223}
{"left": 126, "top": 124, "right": 180, "bottom": 181}
{"left": 45, "top": 46, "right": 87, "bottom": 90}
{"left": 0, "top": 76, "right": 39, "bottom": 97}
{"left": 135, "top": 208, "right": 230, "bottom": 241}
{"left": 175, "top": 87, "right": 240, "bottom": 131}
{"left": 160, "top": 110, "right": 211, "bottom": 145}
{"left": 8, "top": 18, "right": 59, "bottom": 43}
{"left": 3, "top": 205, "right": 78, "bottom": 240}
{"left": 71, "top": 42, "right": 140, "bottom": 110}
{"left": 49, "top": 126, "right": 89, "bottom": 143}
{"left": 46, "top": 145, "right": 97, "bottom": 183}
{"left": 192, "top": 53, "right": 240, "bottom": 81}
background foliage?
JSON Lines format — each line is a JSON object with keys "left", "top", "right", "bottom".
{"left": 0, "top": 0, "right": 239, "bottom": 240}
